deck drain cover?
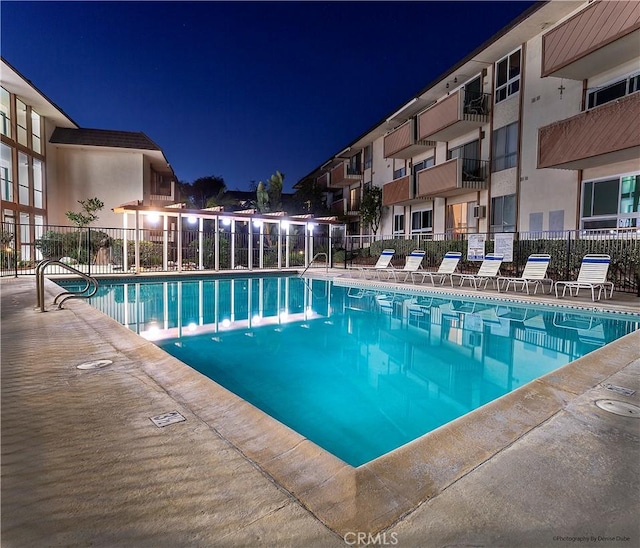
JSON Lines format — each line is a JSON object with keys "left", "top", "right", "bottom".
{"left": 150, "top": 411, "right": 186, "bottom": 428}
{"left": 77, "top": 359, "right": 113, "bottom": 370}
{"left": 595, "top": 400, "right": 640, "bottom": 418}
{"left": 603, "top": 384, "right": 636, "bottom": 397}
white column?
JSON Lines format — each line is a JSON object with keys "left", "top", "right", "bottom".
{"left": 214, "top": 216, "right": 220, "bottom": 271}
{"left": 123, "top": 213, "right": 129, "bottom": 272}
{"left": 277, "top": 221, "right": 283, "bottom": 270}
{"left": 198, "top": 217, "right": 204, "bottom": 270}
{"left": 134, "top": 211, "right": 140, "bottom": 274}
{"left": 231, "top": 220, "right": 236, "bottom": 269}
{"left": 259, "top": 221, "right": 264, "bottom": 269}
{"left": 177, "top": 213, "right": 183, "bottom": 272}
{"left": 248, "top": 221, "right": 253, "bottom": 270}
{"left": 163, "top": 214, "right": 168, "bottom": 271}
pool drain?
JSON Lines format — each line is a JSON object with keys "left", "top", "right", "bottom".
{"left": 150, "top": 411, "right": 186, "bottom": 428}
{"left": 603, "top": 384, "right": 636, "bottom": 397}
{"left": 76, "top": 359, "right": 113, "bottom": 370}
{"left": 595, "top": 399, "right": 640, "bottom": 418}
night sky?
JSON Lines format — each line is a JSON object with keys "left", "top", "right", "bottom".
{"left": 1, "top": 1, "right": 537, "bottom": 191}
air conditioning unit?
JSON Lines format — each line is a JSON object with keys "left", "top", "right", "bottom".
{"left": 472, "top": 205, "right": 486, "bottom": 219}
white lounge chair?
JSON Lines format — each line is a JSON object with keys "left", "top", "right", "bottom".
{"left": 348, "top": 249, "right": 395, "bottom": 278}
{"left": 554, "top": 254, "right": 613, "bottom": 301}
{"left": 450, "top": 253, "right": 504, "bottom": 290}
{"left": 378, "top": 250, "right": 426, "bottom": 282}
{"left": 411, "top": 251, "right": 462, "bottom": 285}
{"left": 497, "top": 253, "right": 552, "bottom": 294}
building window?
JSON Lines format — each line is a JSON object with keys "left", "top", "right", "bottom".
{"left": 393, "top": 214, "right": 404, "bottom": 235}
{"left": 1, "top": 143, "right": 13, "bottom": 202}
{"left": 446, "top": 202, "right": 476, "bottom": 234}
{"left": 492, "top": 122, "right": 518, "bottom": 172}
{"left": 364, "top": 145, "right": 372, "bottom": 170}
{"left": 31, "top": 110, "right": 42, "bottom": 154}
{"left": 1, "top": 87, "right": 10, "bottom": 138}
{"left": 18, "top": 152, "right": 29, "bottom": 205}
{"left": 491, "top": 194, "right": 516, "bottom": 233}
{"left": 411, "top": 209, "right": 432, "bottom": 234}
{"left": 33, "top": 159, "right": 43, "bottom": 209}
{"left": 587, "top": 73, "right": 640, "bottom": 109}
{"left": 16, "top": 99, "right": 28, "bottom": 147}
{"left": 495, "top": 48, "right": 521, "bottom": 104}
{"left": 412, "top": 157, "right": 434, "bottom": 174}
{"left": 393, "top": 166, "right": 406, "bottom": 179}
{"left": 581, "top": 174, "right": 640, "bottom": 229}
{"left": 347, "top": 155, "right": 361, "bottom": 175}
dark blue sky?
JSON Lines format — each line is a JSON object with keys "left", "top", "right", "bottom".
{"left": 2, "top": 1, "right": 537, "bottom": 191}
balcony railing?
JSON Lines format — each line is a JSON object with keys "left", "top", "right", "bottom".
{"left": 382, "top": 175, "right": 412, "bottom": 207}
{"left": 538, "top": 92, "right": 640, "bottom": 170}
{"left": 330, "top": 162, "right": 363, "bottom": 188}
{"left": 417, "top": 89, "right": 491, "bottom": 142}
{"left": 416, "top": 158, "right": 488, "bottom": 198}
{"left": 542, "top": 0, "right": 640, "bottom": 80}
{"left": 383, "top": 119, "right": 436, "bottom": 159}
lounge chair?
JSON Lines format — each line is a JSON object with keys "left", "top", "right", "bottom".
{"left": 378, "top": 250, "right": 426, "bottom": 282}
{"left": 497, "top": 253, "right": 552, "bottom": 294}
{"left": 347, "top": 249, "right": 395, "bottom": 278}
{"left": 450, "top": 253, "right": 504, "bottom": 289}
{"left": 554, "top": 254, "right": 613, "bottom": 301}
{"left": 411, "top": 251, "right": 462, "bottom": 285}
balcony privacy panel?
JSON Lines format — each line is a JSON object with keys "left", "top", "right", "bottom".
{"left": 542, "top": 0, "right": 640, "bottom": 78}
{"left": 418, "top": 92, "right": 459, "bottom": 140}
{"left": 384, "top": 122, "right": 412, "bottom": 157}
{"left": 317, "top": 173, "right": 329, "bottom": 187}
{"left": 538, "top": 93, "right": 640, "bottom": 169}
{"left": 417, "top": 160, "right": 458, "bottom": 197}
{"left": 382, "top": 176, "right": 411, "bottom": 206}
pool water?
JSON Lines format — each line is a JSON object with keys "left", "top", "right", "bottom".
{"left": 63, "top": 275, "right": 639, "bottom": 466}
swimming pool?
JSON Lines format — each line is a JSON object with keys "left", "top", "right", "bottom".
{"left": 61, "top": 275, "right": 639, "bottom": 466}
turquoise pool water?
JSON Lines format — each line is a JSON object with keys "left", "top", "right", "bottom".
{"left": 62, "top": 275, "right": 639, "bottom": 466}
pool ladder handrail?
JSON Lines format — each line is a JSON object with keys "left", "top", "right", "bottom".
{"left": 36, "top": 259, "right": 99, "bottom": 312}
{"left": 299, "top": 253, "right": 328, "bottom": 277}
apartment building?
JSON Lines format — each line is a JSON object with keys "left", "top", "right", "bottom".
{"left": 0, "top": 58, "right": 176, "bottom": 260}
{"left": 297, "top": 0, "right": 640, "bottom": 237}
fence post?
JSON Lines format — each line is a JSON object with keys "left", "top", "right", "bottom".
{"left": 565, "top": 230, "right": 572, "bottom": 281}
{"left": 87, "top": 227, "right": 91, "bottom": 277}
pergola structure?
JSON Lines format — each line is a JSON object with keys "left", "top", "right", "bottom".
{"left": 113, "top": 202, "right": 346, "bottom": 274}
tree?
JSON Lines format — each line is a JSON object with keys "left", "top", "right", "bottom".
{"left": 266, "top": 170, "right": 284, "bottom": 212}
{"left": 65, "top": 197, "right": 104, "bottom": 263}
{"left": 255, "top": 170, "right": 285, "bottom": 214}
{"left": 256, "top": 181, "right": 269, "bottom": 213}
{"left": 179, "top": 176, "right": 226, "bottom": 209}
{"left": 292, "top": 178, "right": 329, "bottom": 216}
{"left": 360, "top": 186, "right": 383, "bottom": 236}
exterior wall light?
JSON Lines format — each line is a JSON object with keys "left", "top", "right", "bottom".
{"left": 187, "top": 215, "right": 197, "bottom": 225}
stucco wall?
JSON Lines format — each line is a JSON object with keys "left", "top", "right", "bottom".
{"left": 519, "top": 34, "right": 582, "bottom": 231}
{"left": 48, "top": 147, "right": 144, "bottom": 228}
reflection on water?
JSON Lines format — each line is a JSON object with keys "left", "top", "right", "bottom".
{"left": 74, "top": 276, "right": 639, "bottom": 466}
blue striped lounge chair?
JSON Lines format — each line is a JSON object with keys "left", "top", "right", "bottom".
{"left": 450, "top": 253, "right": 504, "bottom": 290}
{"left": 348, "top": 249, "right": 395, "bottom": 278}
{"left": 378, "top": 250, "right": 426, "bottom": 282}
{"left": 554, "top": 254, "right": 613, "bottom": 301}
{"left": 411, "top": 251, "right": 462, "bottom": 285}
{"left": 497, "top": 253, "right": 552, "bottom": 294}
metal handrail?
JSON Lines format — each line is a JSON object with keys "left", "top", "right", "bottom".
{"left": 36, "top": 259, "right": 99, "bottom": 312}
{"left": 299, "top": 253, "right": 328, "bottom": 277}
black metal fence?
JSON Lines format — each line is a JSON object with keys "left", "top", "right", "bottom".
{"left": 340, "top": 229, "right": 640, "bottom": 295}
{"left": 0, "top": 222, "right": 326, "bottom": 277}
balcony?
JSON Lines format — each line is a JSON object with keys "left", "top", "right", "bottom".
{"left": 317, "top": 172, "right": 329, "bottom": 188}
{"left": 542, "top": 1, "right": 640, "bottom": 80}
{"left": 538, "top": 92, "right": 640, "bottom": 170}
{"left": 416, "top": 158, "right": 488, "bottom": 199}
{"left": 417, "top": 89, "right": 490, "bottom": 142}
{"left": 383, "top": 119, "right": 436, "bottom": 159}
{"left": 329, "top": 162, "right": 362, "bottom": 188}
{"left": 330, "top": 197, "right": 361, "bottom": 215}
{"left": 382, "top": 175, "right": 412, "bottom": 207}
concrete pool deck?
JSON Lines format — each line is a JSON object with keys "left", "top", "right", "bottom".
{"left": 1, "top": 273, "right": 639, "bottom": 547}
